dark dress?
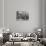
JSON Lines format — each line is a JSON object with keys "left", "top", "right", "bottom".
{"left": 3, "top": 33, "right": 10, "bottom": 44}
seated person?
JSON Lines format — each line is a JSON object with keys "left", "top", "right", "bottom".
{"left": 30, "top": 33, "right": 37, "bottom": 41}
{"left": 9, "top": 34, "right": 13, "bottom": 41}
{"left": 12, "top": 32, "right": 15, "bottom": 37}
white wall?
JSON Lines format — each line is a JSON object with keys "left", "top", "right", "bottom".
{"left": 42, "top": 0, "right": 46, "bottom": 37}
{"left": 0, "top": 0, "right": 3, "bottom": 33}
{"left": 0, "top": 0, "right": 3, "bottom": 27}
{"left": 4, "top": 0, "right": 42, "bottom": 32}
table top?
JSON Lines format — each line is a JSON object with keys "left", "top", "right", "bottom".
{"left": 9, "top": 37, "right": 36, "bottom": 42}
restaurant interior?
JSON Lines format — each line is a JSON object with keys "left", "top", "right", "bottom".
{"left": 0, "top": 0, "right": 46, "bottom": 46}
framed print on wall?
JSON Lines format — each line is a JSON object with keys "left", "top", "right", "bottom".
{"left": 16, "top": 11, "right": 29, "bottom": 21}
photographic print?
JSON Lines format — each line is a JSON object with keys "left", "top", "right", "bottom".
{"left": 16, "top": 11, "right": 29, "bottom": 20}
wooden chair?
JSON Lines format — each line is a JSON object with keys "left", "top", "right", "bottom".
{"left": 0, "top": 37, "right": 3, "bottom": 46}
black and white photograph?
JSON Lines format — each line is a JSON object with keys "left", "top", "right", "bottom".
{"left": 0, "top": 0, "right": 46, "bottom": 46}
{"left": 16, "top": 11, "right": 29, "bottom": 20}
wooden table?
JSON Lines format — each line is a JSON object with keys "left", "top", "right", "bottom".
{"left": 9, "top": 37, "right": 36, "bottom": 45}
{"left": 6, "top": 41, "right": 40, "bottom": 46}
